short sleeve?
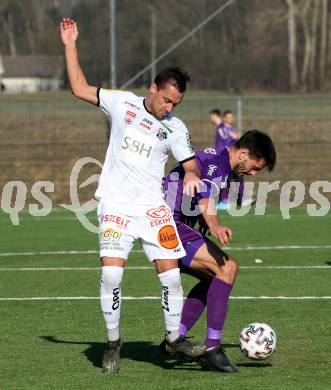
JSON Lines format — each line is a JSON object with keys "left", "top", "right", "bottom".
{"left": 97, "top": 88, "right": 132, "bottom": 117}
{"left": 195, "top": 179, "right": 220, "bottom": 201}
{"left": 169, "top": 122, "right": 195, "bottom": 163}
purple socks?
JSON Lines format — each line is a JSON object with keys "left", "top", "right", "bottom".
{"left": 205, "top": 278, "right": 232, "bottom": 349}
{"left": 179, "top": 281, "right": 208, "bottom": 336}
{"left": 179, "top": 278, "right": 232, "bottom": 350}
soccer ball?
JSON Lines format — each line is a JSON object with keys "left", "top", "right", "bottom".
{"left": 239, "top": 323, "right": 277, "bottom": 360}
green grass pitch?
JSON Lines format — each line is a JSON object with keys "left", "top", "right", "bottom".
{"left": 0, "top": 208, "right": 330, "bottom": 389}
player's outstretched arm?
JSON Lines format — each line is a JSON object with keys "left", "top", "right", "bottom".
{"left": 60, "top": 18, "right": 98, "bottom": 105}
{"left": 198, "top": 198, "right": 232, "bottom": 246}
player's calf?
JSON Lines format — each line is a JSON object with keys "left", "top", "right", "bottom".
{"left": 100, "top": 264, "right": 124, "bottom": 373}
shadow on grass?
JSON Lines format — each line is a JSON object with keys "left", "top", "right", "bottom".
{"left": 325, "top": 261, "right": 331, "bottom": 266}
{"left": 236, "top": 362, "right": 272, "bottom": 368}
{"left": 40, "top": 336, "right": 201, "bottom": 371}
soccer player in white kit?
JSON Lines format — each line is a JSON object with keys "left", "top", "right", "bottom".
{"left": 60, "top": 18, "right": 202, "bottom": 373}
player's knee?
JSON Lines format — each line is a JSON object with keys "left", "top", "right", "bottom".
{"left": 158, "top": 267, "right": 182, "bottom": 293}
{"left": 101, "top": 266, "right": 124, "bottom": 294}
{"left": 216, "top": 258, "right": 238, "bottom": 281}
{"left": 227, "top": 258, "right": 238, "bottom": 277}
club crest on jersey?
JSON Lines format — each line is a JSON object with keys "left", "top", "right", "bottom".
{"left": 124, "top": 110, "right": 136, "bottom": 124}
{"left": 157, "top": 128, "right": 167, "bottom": 140}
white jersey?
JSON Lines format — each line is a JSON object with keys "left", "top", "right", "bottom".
{"left": 95, "top": 88, "right": 195, "bottom": 208}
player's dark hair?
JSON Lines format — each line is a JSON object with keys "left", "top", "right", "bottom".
{"left": 234, "top": 130, "right": 276, "bottom": 171}
{"left": 223, "top": 110, "right": 233, "bottom": 116}
{"left": 209, "top": 109, "right": 222, "bottom": 117}
{"left": 154, "top": 67, "right": 191, "bottom": 93}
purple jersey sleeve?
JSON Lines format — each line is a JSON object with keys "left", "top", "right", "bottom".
{"left": 163, "top": 148, "right": 231, "bottom": 227}
{"left": 194, "top": 148, "right": 231, "bottom": 202}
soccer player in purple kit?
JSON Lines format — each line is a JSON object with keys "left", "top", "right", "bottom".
{"left": 162, "top": 130, "right": 276, "bottom": 372}
{"left": 211, "top": 109, "right": 244, "bottom": 207}
{"left": 211, "top": 109, "right": 240, "bottom": 155}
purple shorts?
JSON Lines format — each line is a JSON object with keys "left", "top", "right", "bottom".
{"left": 176, "top": 221, "right": 206, "bottom": 267}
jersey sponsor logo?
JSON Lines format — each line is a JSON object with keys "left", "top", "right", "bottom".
{"left": 147, "top": 205, "right": 172, "bottom": 227}
{"left": 100, "top": 240, "right": 125, "bottom": 252}
{"left": 142, "top": 118, "right": 153, "bottom": 126}
{"left": 186, "top": 132, "right": 194, "bottom": 153}
{"left": 119, "top": 127, "right": 157, "bottom": 168}
{"left": 124, "top": 110, "right": 136, "bottom": 124}
{"left": 204, "top": 148, "right": 216, "bottom": 154}
{"left": 207, "top": 164, "right": 218, "bottom": 176}
{"left": 124, "top": 101, "right": 140, "bottom": 110}
{"left": 121, "top": 136, "right": 153, "bottom": 157}
{"left": 100, "top": 227, "right": 122, "bottom": 242}
{"left": 158, "top": 225, "right": 179, "bottom": 249}
{"left": 219, "top": 175, "right": 229, "bottom": 189}
{"left": 139, "top": 121, "right": 151, "bottom": 130}
{"left": 157, "top": 128, "right": 167, "bottom": 140}
{"left": 101, "top": 214, "right": 130, "bottom": 228}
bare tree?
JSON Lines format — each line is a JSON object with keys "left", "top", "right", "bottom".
{"left": 300, "top": 0, "right": 312, "bottom": 91}
{"left": 3, "top": 12, "right": 17, "bottom": 56}
{"left": 285, "top": 0, "right": 299, "bottom": 91}
{"left": 319, "top": 0, "right": 328, "bottom": 88}
{"left": 308, "top": 0, "right": 320, "bottom": 89}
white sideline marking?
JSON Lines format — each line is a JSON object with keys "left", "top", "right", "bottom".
{"left": 1, "top": 245, "right": 331, "bottom": 257}
{"left": 0, "top": 296, "right": 330, "bottom": 301}
{"left": 0, "top": 265, "right": 330, "bottom": 271}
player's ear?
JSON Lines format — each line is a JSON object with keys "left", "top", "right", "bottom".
{"left": 150, "top": 83, "right": 157, "bottom": 95}
{"left": 239, "top": 148, "right": 250, "bottom": 161}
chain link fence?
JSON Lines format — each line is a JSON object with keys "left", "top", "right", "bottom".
{"left": 1, "top": 92, "right": 331, "bottom": 204}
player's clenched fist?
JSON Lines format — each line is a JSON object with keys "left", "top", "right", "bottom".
{"left": 60, "top": 18, "right": 78, "bottom": 46}
{"left": 210, "top": 224, "right": 232, "bottom": 246}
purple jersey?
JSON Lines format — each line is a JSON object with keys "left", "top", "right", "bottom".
{"left": 163, "top": 148, "right": 231, "bottom": 230}
{"left": 215, "top": 123, "right": 237, "bottom": 154}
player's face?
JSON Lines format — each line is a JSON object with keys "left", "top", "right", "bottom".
{"left": 149, "top": 83, "right": 184, "bottom": 118}
{"left": 210, "top": 113, "right": 221, "bottom": 127}
{"left": 224, "top": 113, "right": 234, "bottom": 126}
{"left": 233, "top": 149, "right": 266, "bottom": 177}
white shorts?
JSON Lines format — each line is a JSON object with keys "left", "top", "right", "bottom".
{"left": 97, "top": 201, "right": 186, "bottom": 262}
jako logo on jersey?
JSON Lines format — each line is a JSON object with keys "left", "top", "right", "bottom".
{"left": 121, "top": 137, "right": 153, "bottom": 158}
{"left": 157, "top": 128, "right": 167, "bottom": 140}
{"left": 143, "top": 118, "right": 153, "bottom": 126}
{"left": 112, "top": 287, "right": 120, "bottom": 310}
{"left": 162, "top": 286, "right": 169, "bottom": 312}
{"left": 207, "top": 164, "right": 218, "bottom": 176}
{"left": 124, "top": 110, "right": 136, "bottom": 124}
{"left": 158, "top": 225, "right": 179, "bottom": 249}
{"left": 147, "top": 205, "right": 172, "bottom": 227}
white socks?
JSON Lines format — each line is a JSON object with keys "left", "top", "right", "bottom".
{"left": 158, "top": 268, "right": 184, "bottom": 342}
{"left": 100, "top": 266, "right": 183, "bottom": 343}
{"left": 100, "top": 266, "right": 124, "bottom": 341}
